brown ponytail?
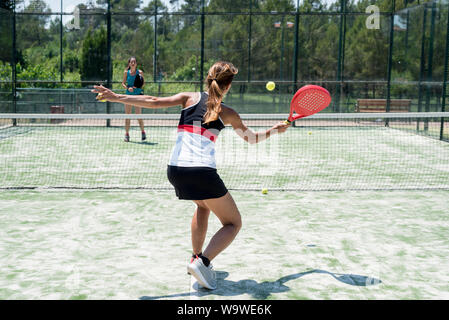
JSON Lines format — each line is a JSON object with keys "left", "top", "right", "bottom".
{"left": 204, "top": 61, "right": 238, "bottom": 124}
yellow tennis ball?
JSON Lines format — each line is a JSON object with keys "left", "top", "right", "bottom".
{"left": 97, "top": 93, "right": 106, "bottom": 102}
{"left": 266, "top": 81, "right": 275, "bottom": 91}
{"left": 262, "top": 188, "right": 268, "bottom": 194}
{"left": 308, "top": 131, "right": 312, "bottom": 135}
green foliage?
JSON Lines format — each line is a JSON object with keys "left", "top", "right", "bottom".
{"left": 170, "top": 55, "right": 200, "bottom": 81}
{"left": 64, "top": 51, "right": 80, "bottom": 73}
{"left": 0, "top": 0, "right": 16, "bottom": 10}
{"left": 0, "top": 7, "right": 13, "bottom": 63}
{"left": 80, "top": 27, "right": 108, "bottom": 84}
{"left": 169, "top": 55, "right": 215, "bottom": 81}
{"left": 0, "top": 61, "right": 12, "bottom": 85}
{"left": 345, "top": 14, "right": 390, "bottom": 80}
{"left": 16, "top": 62, "right": 58, "bottom": 88}
{"left": 16, "top": 0, "right": 52, "bottom": 50}
{"left": 390, "top": 69, "right": 416, "bottom": 97}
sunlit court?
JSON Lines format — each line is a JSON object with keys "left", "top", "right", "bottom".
{"left": 1, "top": 0, "right": 449, "bottom": 301}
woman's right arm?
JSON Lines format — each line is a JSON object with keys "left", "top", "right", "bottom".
{"left": 92, "top": 85, "right": 190, "bottom": 109}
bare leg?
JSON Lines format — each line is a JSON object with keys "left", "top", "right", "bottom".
{"left": 134, "top": 106, "right": 145, "bottom": 132}
{"left": 191, "top": 200, "right": 210, "bottom": 255}
{"left": 124, "top": 104, "right": 132, "bottom": 135}
{"left": 201, "top": 192, "right": 242, "bottom": 261}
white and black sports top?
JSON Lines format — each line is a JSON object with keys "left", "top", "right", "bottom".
{"left": 168, "top": 92, "right": 226, "bottom": 168}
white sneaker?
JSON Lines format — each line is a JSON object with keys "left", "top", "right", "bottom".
{"left": 187, "top": 257, "right": 217, "bottom": 290}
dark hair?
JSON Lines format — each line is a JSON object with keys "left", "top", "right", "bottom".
{"left": 204, "top": 61, "right": 238, "bottom": 124}
{"left": 127, "top": 56, "right": 137, "bottom": 71}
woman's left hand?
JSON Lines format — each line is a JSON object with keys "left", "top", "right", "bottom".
{"left": 92, "top": 85, "right": 119, "bottom": 102}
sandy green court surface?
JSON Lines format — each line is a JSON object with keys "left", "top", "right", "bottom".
{"left": 1, "top": 190, "right": 448, "bottom": 300}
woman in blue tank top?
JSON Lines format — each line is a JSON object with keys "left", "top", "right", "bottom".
{"left": 121, "top": 57, "right": 146, "bottom": 142}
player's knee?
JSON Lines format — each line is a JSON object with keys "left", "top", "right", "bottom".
{"left": 233, "top": 214, "right": 242, "bottom": 233}
{"left": 195, "top": 200, "right": 209, "bottom": 211}
{"left": 197, "top": 205, "right": 209, "bottom": 214}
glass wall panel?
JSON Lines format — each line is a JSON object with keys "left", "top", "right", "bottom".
{"left": 0, "top": 7, "right": 13, "bottom": 113}
{"left": 250, "top": 14, "right": 295, "bottom": 82}
{"left": 204, "top": 14, "right": 249, "bottom": 81}
{"left": 1, "top": 0, "right": 447, "bottom": 118}
{"left": 297, "top": 14, "right": 340, "bottom": 81}
{"left": 344, "top": 14, "right": 391, "bottom": 81}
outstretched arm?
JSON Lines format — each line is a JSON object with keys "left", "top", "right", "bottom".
{"left": 224, "top": 108, "right": 290, "bottom": 144}
{"left": 92, "top": 85, "right": 189, "bottom": 109}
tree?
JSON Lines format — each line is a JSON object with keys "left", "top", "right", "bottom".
{"left": 97, "top": 0, "right": 142, "bottom": 29}
{"left": 0, "top": 0, "right": 17, "bottom": 10}
{"left": 207, "top": 0, "right": 252, "bottom": 12}
{"left": 80, "top": 27, "right": 108, "bottom": 83}
{"left": 0, "top": 6, "right": 13, "bottom": 63}
{"left": 16, "top": 0, "right": 52, "bottom": 49}
{"left": 180, "top": 0, "right": 202, "bottom": 27}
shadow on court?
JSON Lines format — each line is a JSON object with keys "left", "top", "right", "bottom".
{"left": 128, "top": 141, "right": 158, "bottom": 146}
{"left": 0, "top": 127, "right": 33, "bottom": 141}
{"left": 139, "top": 269, "right": 382, "bottom": 300}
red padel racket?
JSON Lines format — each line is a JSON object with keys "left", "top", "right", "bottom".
{"left": 285, "top": 85, "right": 331, "bottom": 124}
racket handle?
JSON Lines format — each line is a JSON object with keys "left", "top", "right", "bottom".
{"left": 286, "top": 114, "right": 306, "bottom": 124}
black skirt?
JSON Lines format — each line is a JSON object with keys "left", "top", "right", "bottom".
{"left": 167, "top": 165, "right": 228, "bottom": 200}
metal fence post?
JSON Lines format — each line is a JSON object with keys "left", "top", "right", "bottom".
{"left": 58, "top": 1, "right": 62, "bottom": 108}
{"left": 440, "top": 1, "right": 449, "bottom": 141}
{"left": 417, "top": 4, "right": 428, "bottom": 131}
{"left": 292, "top": 0, "right": 299, "bottom": 94}
{"left": 247, "top": 0, "right": 252, "bottom": 84}
{"left": 106, "top": 0, "right": 111, "bottom": 125}
{"left": 335, "top": 0, "right": 346, "bottom": 113}
{"left": 424, "top": 1, "right": 436, "bottom": 131}
{"left": 153, "top": 2, "right": 158, "bottom": 83}
{"left": 12, "top": 0, "right": 16, "bottom": 124}
{"left": 385, "top": 0, "right": 396, "bottom": 128}
{"left": 200, "top": 0, "right": 205, "bottom": 93}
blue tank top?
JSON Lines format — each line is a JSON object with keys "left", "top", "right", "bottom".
{"left": 126, "top": 69, "right": 142, "bottom": 95}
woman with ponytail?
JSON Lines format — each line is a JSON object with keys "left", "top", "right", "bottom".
{"left": 93, "top": 61, "right": 290, "bottom": 290}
